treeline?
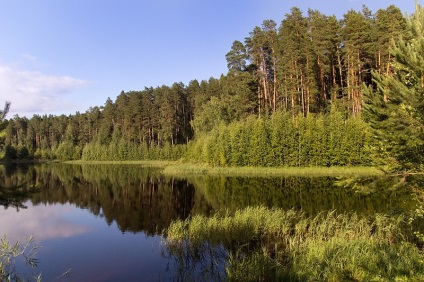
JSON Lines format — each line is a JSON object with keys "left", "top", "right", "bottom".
{"left": 2, "top": 5, "right": 408, "bottom": 164}
{"left": 4, "top": 83, "right": 194, "bottom": 160}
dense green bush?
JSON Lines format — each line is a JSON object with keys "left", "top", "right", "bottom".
{"left": 186, "top": 109, "right": 371, "bottom": 167}
{"left": 81, "top": 141, "right": 187, "bottom": 161}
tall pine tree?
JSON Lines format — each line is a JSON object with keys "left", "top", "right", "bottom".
{"left": 364, "top": 4, "right": 424, "bottom": 171}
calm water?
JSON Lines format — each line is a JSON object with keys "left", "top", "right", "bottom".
{"left": 0, "top": 164, "right": 417, "bottom": 281}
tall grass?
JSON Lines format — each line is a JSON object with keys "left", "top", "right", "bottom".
{"left": 164, "top": 207, "right": 424, "bottom": 281}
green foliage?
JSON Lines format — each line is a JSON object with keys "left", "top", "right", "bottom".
{"left": 187, "top": 109, "right": 371, "bottom": 167}
{"left": 81, "top": 140, "right": 186, "bottom": 161}
{"left": 56, "top": 141, "right": 75, "bottom": 160}
{"left": 190, "top": 95, "right": 242, "bottom": 135}
{"left": 165, "top": 207, "right": 424, "bottom": 281}
{"left": 4, "top": 85, "right": 193, "bottom": 161}
{"left": 16, "top": 146, "right": 30, "bottom": 160}
{"left": 364, "top": 4, "right": 424, "bottom": 172}
{"left": 4, "top": 145, "right": 17, "bottom": 160}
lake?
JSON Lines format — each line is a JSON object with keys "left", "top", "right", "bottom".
{"left": 0, "top": 164, "right": 417, "bottom": 281}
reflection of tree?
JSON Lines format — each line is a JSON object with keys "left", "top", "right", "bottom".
{"left": 190, "top": 175, "right": 417, "bottom": 216}
{"left": 338, "top": 174, "right": 424, "bottom": 234}
{"left": 0, "top": 165, "right": 40, "bottom": 211}
{"left": 0, "top": 183, "right": 32, "bottom": 210}
{"left": 336, "top": 174, "right": 424, "bottom": 204}
{"left": 22, "top": 164, "right": 196, "bottom": 235}
{"left": 4, "top": 163, "right": 420, "bottom": 233}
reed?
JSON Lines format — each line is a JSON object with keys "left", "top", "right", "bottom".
{"left": 165, "top": 207, "right": 424, "bottom": 281}
{"left": 0, "top": 236, "right": 41, "bottom": 281}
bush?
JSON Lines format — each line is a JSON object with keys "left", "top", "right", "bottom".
{"left": 186, "top": 110, "right": 371, "bottom": 167}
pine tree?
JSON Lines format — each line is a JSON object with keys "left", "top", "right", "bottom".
{"left": 278, "top": 7, "right": 311, "bottom": 117}
{"left": 364, "top": 4, "right": 424, "bottom": 171}
{"left": 226, "top": 40, "right": 248, "bottom": 73}
{"left": 342, "top": 8, "right": 374, "bottom": 115}
{"left": 307, "top": 10, "right": 342, "bottom": 111}
{"left": 374, "top": 5, "right": 408, "bottom": 76}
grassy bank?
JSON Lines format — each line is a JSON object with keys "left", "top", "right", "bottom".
{"left": 65, "top": 160, "right": 383, "bottom": 177}
{"left": 66, "top": 160, "right": 177, "bottom": 166}
{"left": 161, "top": 163, "right": 383, "bottom": 177}
{"left": 164, "top": 206, "right": 424, "bottom": 281}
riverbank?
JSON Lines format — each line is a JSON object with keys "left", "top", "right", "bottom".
{"left": 64, "top": 160, "right": 384, "bottom": 177}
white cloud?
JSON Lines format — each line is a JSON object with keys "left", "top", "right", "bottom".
{"left": 0, "top": 63, "right": 89, "bottom": 117}
{"left": 0, "top": 202, "right": 90, "bottom": 243}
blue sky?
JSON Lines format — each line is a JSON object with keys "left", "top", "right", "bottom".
{"left": 0, "top": 0, "right": 418, "bottom": 117}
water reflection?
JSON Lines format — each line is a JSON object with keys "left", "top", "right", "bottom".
{"left": 0, "top": 164, "right": 417, "bottom": 235}
{"left": 0, "top": 164, "right": 420, "bottom": 281}
{"left": 190, "top": 175, "right": 416, "bottom": 216}
{"left": 1, "top": 164, "right": 196, "bottom": 235}
{"left": 0, "top": 164, "right": 39, "bottom": 211}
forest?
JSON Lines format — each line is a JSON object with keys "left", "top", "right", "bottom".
{"left": 1, "top": 4, "right": 422, "bottom": 170}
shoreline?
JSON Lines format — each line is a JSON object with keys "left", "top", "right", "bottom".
{"left": 64, "top": 160, "right": 383, "bottom": 177}
{"left": 1, "top": 159, "right": 384, "bottom": 177}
